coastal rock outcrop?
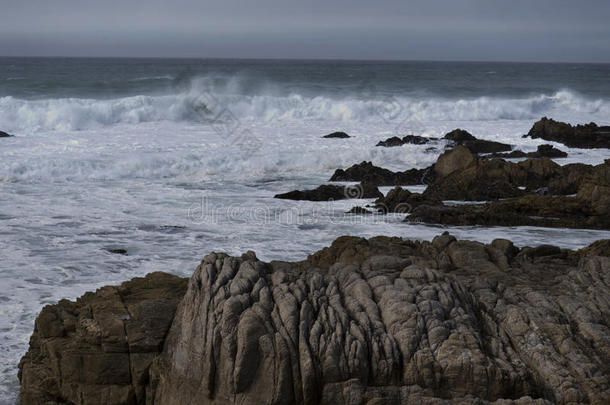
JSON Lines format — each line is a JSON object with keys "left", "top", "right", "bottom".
{"left": 443, "top": 129, "right": 512, "bottom": 154}
{"left": 18, "top": 272, "right": 188, "bottom": 405}
{"left": 323, "top": 132, "right": 351, "bottom": 139}
{"left": 274, "top": 183, "right": 382, "bottom": 201}
{"left": 21, "top": 235, "right": 610, "bottom": 404}
{"left": 329, "top": 161, "right": 435, "bottom": 186}
{"left": 491, "top": 144, "right": 567, "bottom": 159}
{"left": 525, "top": 117, "right": 610, "bottom": 149}
{"left": 0, "top": 130, "right": 13, "bottom": 137}
{"left": 376, "top": 135, "right": 435, "bottom": 147}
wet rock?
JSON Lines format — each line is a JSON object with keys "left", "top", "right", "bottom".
{"left": 330, "top": 161, "right": 436, "bottom": 186}
{"left": 492, "top": 144, "right": 568, "bottom": 159}
{"left": 525, "top": 117, "right": 610, "bottom": 149}
{"left": 0, "top": 130, "right": 13, "bottom": 137}
{"left": 322, "top": 131, "right": 351, "bottom": 139}
{"left": 443, "top": 129, "right": 512, "bottom": 154}
{"left": 374, "top": 186, "right": 441, "bottom": 213}
{"left": 21, "top": 235, "right": 610, "bottom": 404}
{"left": 18, "top": 272, "right": 188, "bottom": 405}
{"left": 346, "top": 206, "right": 373, "bottom": 214}
{"left": 376, "top": 134, "right": 435, "bottom": 147}
{"left": 106, "top": 248, "right": 128, "bottom": 255}
{"left": 274, "top": 182, "right": 382, "bottom": 201}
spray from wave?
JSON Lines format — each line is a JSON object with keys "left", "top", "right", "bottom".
{"left": 0, "top": 74, "right": 609, "bottom": 133}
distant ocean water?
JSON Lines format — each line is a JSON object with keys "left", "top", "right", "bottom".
{"left": 1, "top": 58, "right": 610, "bottom": 403}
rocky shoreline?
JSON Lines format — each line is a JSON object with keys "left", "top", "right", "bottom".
{"left": 19, "top": 234, "right": 610, "bottom": 404}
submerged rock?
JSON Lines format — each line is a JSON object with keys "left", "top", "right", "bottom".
{"left": 322, "top": 131, "right": 351, "bottom": 138}
{"left": 21, "top": 235, "right": 610, "bottom": 404}
{"left": 274, "top": 182, "right": 382, "bottom": 201}
{"left": 525, "top": 117, "right": 610, "bottom": 149}
{"left": 330, "top": 161, "right": 436, "bottom": 186}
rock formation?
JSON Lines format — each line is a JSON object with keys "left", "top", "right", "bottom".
{"left": 329, "top": 161, "right": 435, "bottom": 186}
{"left": 524, "top": 117, "right": 610, "bottom": 149}
{"left": 274, "top": 183, "right": 382, "bottom": 201}
{"left": 443, "top": 129, "right": 512, "bottom": 154}
{"left": 18, "top": 272, "right": 188, "bottom": 405}
{"left": 376, "top": 135, "right": 435, "bottom": 147}
{"left": 322, "top": 132, "right": 351, "bottom": 139}
{"left": 0, "top": 130, "right": 13, "bottom": 137}
{"left": 490, "top": 144, "right": 567, "bottom": 159}
{"left": 20, "top": 235, "right": 610, "bottom": 404}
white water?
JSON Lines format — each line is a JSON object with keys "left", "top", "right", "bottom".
{"left": 1, "top": 87, "right": 610, "bottom": 403}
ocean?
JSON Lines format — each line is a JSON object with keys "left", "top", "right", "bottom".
{"left": 1, "top": 57, "right": 610, "bottom": 403}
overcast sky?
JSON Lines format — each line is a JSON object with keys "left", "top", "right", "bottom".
{"left": 0, "top": 0, "right": 609, "bottom": 62}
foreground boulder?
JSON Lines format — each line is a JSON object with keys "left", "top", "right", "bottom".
{"left": 330, "top": 161, "right": 436, "bottom": 186}
{"left": 18, "top": 272, "right": 188, "bottom": 405}
{"left": 525, "top": 117, "right": 610, "bottom": 149}
{"left": 21, "top": 235, "right": 610, "bottom": 404}
{"left": 322, "top": 131, "right": 351, "bottom": 139}
{"left": 274, "top": 183, "right": 382, "bottom": 201}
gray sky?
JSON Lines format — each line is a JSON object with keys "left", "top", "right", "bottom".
{"left": 1, "top": 0, "right": 609, "bottom": 62}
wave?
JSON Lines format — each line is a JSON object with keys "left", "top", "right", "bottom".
{"left": 1, "top": 77, "right": 609, "bottom": 133}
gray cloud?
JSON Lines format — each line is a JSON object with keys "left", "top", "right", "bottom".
{"left": 0, "top": 0, "right": 608, "bottom": 62}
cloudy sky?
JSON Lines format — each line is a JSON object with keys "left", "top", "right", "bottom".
{"left": 1, "top": 0, "right": 609, "bottom": 62}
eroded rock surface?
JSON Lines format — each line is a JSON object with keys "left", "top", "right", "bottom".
{"left": 376, "top": 135, "right": 435, "bottom": 147}
{"left": 329, "top": 161, "right": 435, "bottom": 186}
{"left": 525, "top": 117, "right": 610, "bottom": 149}
{"left": 18, "top": 272, "right": 188, "bottom": 405}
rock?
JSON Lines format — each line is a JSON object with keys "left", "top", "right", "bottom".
{"left": 346, "top": 206, "right": 373, "bottom": 214}
{"left": 525, "top": 117, "right": 610, "bottom": 149}
{"left": 323, "top": 131, "right": 351, "bottom": 138}
{"left": 443, "top": 129, "right": 512, "bottom": 154}
{"left": 0, "top": 130, "right": 13, "bottom": 137}
{"left": 20, "top": 235, "right": 610, "bottom": 404}
{"left": 492, "top": 144, "right": 568, "bottom": 159}
{"left": 376, "top": 134, "right": 435, "bottom": 147}
{"left": 18, "top": 272, "right": 188, "bottom": 405}
{"left": 434, "top": 145, "right": 477, "bottom": 178}
{"left": 106, "top": 248, "right": 128, "bottom": 255}
{"left": 374, "top": 186, "right": 441, "bottom": 213}
{"left": 330, "top": 161, "right": 436, "bottom": 186}
{"left": 274, "top": 182, "right": 382, "bottom": 201}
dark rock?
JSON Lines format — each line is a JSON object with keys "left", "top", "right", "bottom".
{"left": 330, "top": 161, "right": 435, "bottom": 186}
{"left": 374, "top": 186, "right": 441, "bottom": 213}
{"left": 346, "top": 206, "right": 373, "bottom": 214}
{"left": 492, "top": 144, "right": 568, "bottom": 159}
{"left": 376, "top": 134, "right": 434, "bottom": 147}
{"left": 0, "top": 130, "right": 13, "bottom": 137}
{"left": 322, "top": 131, "right": 351, "bottom": 138}
{"left": 443, "top": 128, "right": 512, "bottom": 154}
{"left": 18, "top": 272, "right": 188, "bottom": 405}
{"left": 274, "top": 182, "right": 382, "bottom": 201}
{"left": 525, "top": 117, "right": 610, "bottom": 149}
{"left": 20, "top": 235, "right": 610, "bottom": 404}
{"left": 107, "top": 248, "right": 128, "bottom": 255}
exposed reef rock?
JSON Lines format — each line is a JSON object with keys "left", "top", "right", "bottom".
{"left": 0, "top": 130, "right": 13, "bottom": 137}
{"left": 525, "top": 117, "right": 610, "bottom": 149}
{"left": 322, "top": 131, "right": 351, "bottom": 139}
{"left": 21, "top": 235, "right": 610, "bottom": 404}
{"left": 376, "top": 135, "right": 435, "bottom": 147}
{"left": 443, "top": 129, "right": 512, "bottom": 154}
{"left": 491, "top": 144, "right": 567, "bottom": 159}
{"left": 374, "top": 186, "right": 441, "bottom": 213}
{"left": 329, "top": 161, "right": 435, "bottom": 186}
{"left": 18, "top": 272, "right": 188, "bottom": 405}
{"left": 274, "top": 183, "right": 382, "bottom": 201}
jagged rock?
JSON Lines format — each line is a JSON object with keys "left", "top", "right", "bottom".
{"left": 0, "top": 130, "right": 13, "bottom": 137}
{"left": 525, "top": 117, "right": 610, "bottom": 149}
{"left": 274, "top": 183, "right": 382, "bottom": 201}
{"left": 323, "top": 131, "right": 351, "bottom": 139}
{"left": 491, "top": 144, "right": 568, "bottom": 159}
{"left": 374, "top": 186, "right": 441, "bottom": 213}
{"left": 20, "top": 236, "right": 610, "bottom": 404}
{"left": 329, "top": 161, "right": 436, "bottom": 186}
{"left": 376, "top": 135, "right": 435, "bottom": 147}
{"left": 18, "top": 272, "right": 188, "bottom": 405}
{"left": 443, "top": 129, "right": 512, "bottom": 154}
{"left": 346, "top": 206, "right": 373, "bottom": 214}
